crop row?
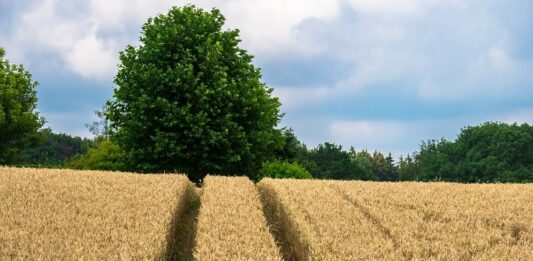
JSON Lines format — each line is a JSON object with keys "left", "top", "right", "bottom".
{"left": 193, "top": 176, "right": 282, "bottom": 260}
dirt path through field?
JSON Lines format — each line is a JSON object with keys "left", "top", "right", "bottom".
{"left": 171, "top": 187, "right": 202, "bottom": 261}
{"left": 258, "top": 184, "right": 295, "bottom": 261}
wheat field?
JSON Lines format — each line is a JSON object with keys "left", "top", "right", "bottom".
{"left": 333, "top": 181, "right": 533, "bottom": 260}
{"left": 1, "top": 167, "right": 532, "bottom": 260}
{"left": 194, "top": 176, "right": 282, "bottom": 260}
{"left": 0, "top": 167, "right": 190, "bottom": 260}
{"left": 258, "top": 178, "right": 533, "bottom": 260}
{"left": 258, "top": 178, "right": 399, "bottom": 260}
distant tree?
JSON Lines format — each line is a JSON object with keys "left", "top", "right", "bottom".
{"left": 274, "top": 128, "right": 307, "bottom": 162}
{"left": 454, "top": 122, "right": 532, "bottom": 182}
{"left": 348, "top": 147, "right": 377, "bottom": 180}
{"left": 107, "top": 6, "right": 283, "bottom": 183}
{"left": 384, "top": 152, "right": 399, "bottom": 181}
{"left": 415, "top": 122, "right": 533, "bottom": 183}
{"left": 417, "top": 139, "right": 457, "bottom": 181}
{"left": 368, "top": 151, "right": 389, "bottom": 181}
{"left": 306, "top": 142, "right": 373, "bottom": 180}
{"left": 0, "top": 47, "right": 44, "bottom": 164}
{"left": 398, "top": 154, "right": 419, "bottom": 181}
{"left": 359, "top": 151, "right": 398, "bottom": 181}
{"left": 20, "top": 128, "right": 94, "bottom": 166}
{"left": 86, "top": 105, "right": 111, "bottom": 141}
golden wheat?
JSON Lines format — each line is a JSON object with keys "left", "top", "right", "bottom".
{"left": 193, "top": 176, "right": 282, "bottom": 260}
{"left": 258, "top": 178, "right": 533, "bottom": 260}
{"left": 258, "top": 178, "right": 400, "bottom": 259}
{"left": 3, "top": 167, "right": 531, "bottom": 260}
{"left": 0, "top": 167, "right": 190, "bottom": 260}
{"left": 333, "top": 181, "right": 533, "bottom": 260}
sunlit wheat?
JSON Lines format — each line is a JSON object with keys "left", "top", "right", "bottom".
{"left": 0, "top": 167, "right": 190, "bottom": 260}
{"left": 194, "top": 176, "right": 282, "bottom": 260}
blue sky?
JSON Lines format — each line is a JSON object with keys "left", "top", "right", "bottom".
{"left": 1, "top": 0, "right": 532, "bottom": 157}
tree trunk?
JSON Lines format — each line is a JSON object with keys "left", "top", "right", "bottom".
{"left": 187, "top": 170, "right": 206, "bottom": 187}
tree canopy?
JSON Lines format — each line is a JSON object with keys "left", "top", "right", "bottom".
{"left": 0, "top": 47, "right": 44, "bottom": 164}
{"left": 301, "top": 143, "right": 377, "bottom": 180}
{"left": 398, "top": 122, "right": 533, "bottom": 183}
{"left": 107, "top": 6, "right": 282, "bottom": 183}
{"left": 20, "top": 128, "right": 94, "bottom": 167}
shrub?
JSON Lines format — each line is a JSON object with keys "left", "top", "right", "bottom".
{"left": 257, "top": 161, "right": 312, "bottom": 181}
{"left": 67, "top": 140, "right": 124, "bottom": 171}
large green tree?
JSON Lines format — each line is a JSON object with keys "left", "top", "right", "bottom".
{"left": 0, "top": 47, "right": 44, "bottom": 164}
{"left": 107, "top": 6, "right": 282, "bottom": 183}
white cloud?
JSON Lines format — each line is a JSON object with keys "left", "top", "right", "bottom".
{"left": 418, "top": 42, "right": 533, "bottom": 101}
{"left": 88, "top": 0, "right": 175, "bottom": 30}
{"left": 6, "top": 0, "right": 531, "bottom": 95}
{"left": 349, "top": 0, "right": 469, "bottom": 17}
{"left": 196, "top": 0, "right": 341, "bottom": 56}
{"left": 328, "top": 108, "right": 533, "bottom": 157}
{"left": 299, "top": 0, "right": 532, "bottom": 103}
{"left": 273, "top": 86, "right": 337, "bottom": 109}
{"left": 42, "top": 112, "right": 93, "bottom": 137}
{"left": 499, "top": 108, "right": 533, "bottom": 125}
{"left": 6, "top": 0, "right": 342, "bottom": 80}
{"left": 65, "top": 34, "right": 117, "bottom": 79}
{"left": 349, "top": 0, "right": 423, "bottom": 16}
{"left": 328, "top": 119, "right": 453, "bottom": 156}
{"left": 10, "top": 0, "right": 119, "bottom": 80}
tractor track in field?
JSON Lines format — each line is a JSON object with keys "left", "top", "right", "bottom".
{"left": 329, "top": 184, "right": 400, "bottom": 249}
{"left": 171, "top": 187, "right": 202, "bottom": 261}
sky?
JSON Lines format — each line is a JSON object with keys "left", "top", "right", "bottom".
{"left": 1, "top": 0, "right": 532, "bottom": 157}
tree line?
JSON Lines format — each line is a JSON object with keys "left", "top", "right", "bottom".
{"left": 1, "top": 6, "right": 531, "bottom": 183}
{"left": 273, "top": 123, "right": 532, "bottom": 183}
{"left": 8, "top": 121, "right": 531, "bottom": 183}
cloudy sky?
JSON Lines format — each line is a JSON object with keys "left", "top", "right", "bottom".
{"left": 1, "top": 0, "right": 532, "bottom": 156}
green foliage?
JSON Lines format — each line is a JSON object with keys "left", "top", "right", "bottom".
{"left": 257, "top": 161, "right": 312, "bottom": 180}
{"left": 417, "top": 139, "right": 458, "bottom": 181}
{"left": 274, "top": 128, "right": 308, "bottom": 162}
{"left": 358, "top": 150, "right": 399, "bottom": 181}
{"left": 188, "top": 197, "right": 201, "bottom": 210}
{"left": 399, "top": 122, "right": 533, "bottom": 183}
{"left": 67, "top": 140, "right": 124, "bottom": 171}
{"left": 348, "top": 148, "right": 376, "bottom": 180}
{"left": 303, "top": 143, "right": 375, "bottom": 180}
{"left": 0, "top": 47, "right": 44, "bottom": 164}
{"left": 455, "top": 122, "right": 532, "bottom": 182}
{"left": 20, "top": 128, "right": 95, "bottom": 167}
{"left": 398, "top": 154, "right": 419, "bottom": 181}
{"left": 107, "top": 5, "right": 282, "bottom": 183}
